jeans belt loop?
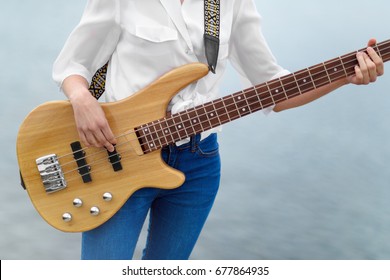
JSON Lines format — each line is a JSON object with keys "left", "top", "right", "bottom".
{"left": 190, "top": 134, "right": 201, "bottom": 152}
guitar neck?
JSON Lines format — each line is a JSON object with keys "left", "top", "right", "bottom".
{"left": 137, "top": 40, "right": 390, "bottom": 153}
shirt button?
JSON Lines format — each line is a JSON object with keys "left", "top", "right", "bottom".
{"left": 185, "top": 48, "right": 192, "bottom": 55}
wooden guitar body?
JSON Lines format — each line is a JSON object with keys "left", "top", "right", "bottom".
{"left": 16, "top": 63, "right": 209, "bottom": 232}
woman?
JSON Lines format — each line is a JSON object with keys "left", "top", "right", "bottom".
{"left": 53, "top": 0, "right": 384, "bottom": 259}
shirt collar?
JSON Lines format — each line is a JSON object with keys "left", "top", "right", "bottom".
{"left": 159, "top": 0, "right": 194, "bottom": 50}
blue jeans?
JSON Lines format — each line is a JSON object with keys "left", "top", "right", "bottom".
{"left": 81, "top": 133, "right": 221, "bottom": 259}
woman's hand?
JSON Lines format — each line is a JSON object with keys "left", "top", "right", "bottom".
{"left": 348, "top": 38, "right": 385, "bottom": 85}
{"left": 273, "top": 38, "right": 385, "bottom": 112}
{"left": 63, "top": 75, "right": 117, "bottom": 152}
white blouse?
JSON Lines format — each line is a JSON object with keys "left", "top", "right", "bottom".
{"left": 53, "top": 0, "right": 288, "bottom": 120}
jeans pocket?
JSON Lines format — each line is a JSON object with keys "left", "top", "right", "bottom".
{"left": 196, "top": 133, "right": 219, "bottom": 158}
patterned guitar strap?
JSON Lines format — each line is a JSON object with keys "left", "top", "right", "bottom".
{"left": 89, "top": 0, "right": 220, "bottom": 99}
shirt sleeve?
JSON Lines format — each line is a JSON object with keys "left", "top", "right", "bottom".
{"left": 228, "top": 0, "right": 289, "bottom": 86}
{"left": 52, "top": 0, "right": 121, "bottom": 88}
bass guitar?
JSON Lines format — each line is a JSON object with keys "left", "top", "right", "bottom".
{"left": 17, "top": 40, "right": 390, "bottom": 232}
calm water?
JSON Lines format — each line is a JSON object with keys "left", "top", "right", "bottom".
{"left": 1, "top": 0, "right": 390, "bottom": 259}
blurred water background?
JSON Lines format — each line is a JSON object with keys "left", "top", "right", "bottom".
{"left": 1, "top": 0, "right": 389, "bottom": 259}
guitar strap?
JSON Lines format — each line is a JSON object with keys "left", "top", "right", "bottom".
{"left": 203, "top": 0, "right": 220, "bottom": 74}
{"left": 89, "top": 0, "right": 220, "bottom": 99}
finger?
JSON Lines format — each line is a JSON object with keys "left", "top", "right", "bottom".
{"left": 363, "top": 52, "right": 377, "bottom": 83}
{"left": 84, "top": 130, "right": 101, "bottom": 148}
{"left": 356, "top": 52, "right": 369, "bottom": 84}
{"left": 367, "top": 38, "right": 377, "bottom": 47}
{"left": 101, "top": 126, "right": 117, "bottom": 152}
{"left": 92, "top": 128, "right": 115, "bottom": 151}
{"left": 351, "top": 65, "right": 363, "bottom": 84}
{"left": 367, "top": 47, "right": 385, "bottom": 76}
{"left": 78, "top": 128, "right": 92, "bottom": 148}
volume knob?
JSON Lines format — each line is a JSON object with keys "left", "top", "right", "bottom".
{"left": 103, "top": 192, "right": 113, "bottom": 202}
{"left": 73, "top": 198, "right": 83, "bottom": 208}
{"left": 90, "top": 206, "right": 100, "bottom": 216}
{"left": 62, "top": 213, "right": 72, "bottom": 222}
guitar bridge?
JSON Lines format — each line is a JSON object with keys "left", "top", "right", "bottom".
{"left": 36, "top": 154, "right": 67, "bottom": 193}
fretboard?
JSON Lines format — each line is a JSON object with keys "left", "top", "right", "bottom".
{"left": 137, "top": 40, "right": 390, "bottom": 153}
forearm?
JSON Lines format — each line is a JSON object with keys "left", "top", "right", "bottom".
{"left": 61, "top": 75, "right": 117, "bottom": 151}
{"left": 273, "top": 78, "right": 349, "bottom": 112}
{"left": 62, "top": 75, "right": 91, "bottom": 102}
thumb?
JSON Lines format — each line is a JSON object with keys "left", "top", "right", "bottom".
{"left": 367, "top": 38, "right": 377, "bottom": 47}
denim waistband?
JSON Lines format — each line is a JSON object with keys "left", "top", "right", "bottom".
{"left": 163, "top": 133, "right": 214, "bottom": 152}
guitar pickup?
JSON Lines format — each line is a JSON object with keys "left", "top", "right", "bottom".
{"left": 107, "top": 146, "right": 122, "bottom": 172}
{"left": 70, "top": 141, "right": 92, "bottom": 183}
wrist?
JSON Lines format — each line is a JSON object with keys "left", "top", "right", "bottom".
{"left": 62, "top": 75, "right": 91, "bottom": 103}
{"left": 68, "top": 87, "right": 93, "bottom": 104}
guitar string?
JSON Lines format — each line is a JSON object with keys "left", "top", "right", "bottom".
{"left": 55, "top": 43, "right": 390, "bottom": 175}
{"left": 62, "top": 146, "right": 138, "bottom": 185}
{"left": 131, "top": 43, "right": 390, "bottom": 152}
{"left": 51, "top": 43, "right": 390, "bottom": 175}
{"left": 38, "top": 51, "right": 390, "bottom": 184}
{"left": 58, "top": 42, "right": 390, "bottom": 168}
{"left": 58, "top": 133, "right": 130, "bottom": 169}
{"left": 140, "top": 42, "right": 390, "bottom": 150}
{"left": 58, "top": 71, "right": 384, "bottom": 179}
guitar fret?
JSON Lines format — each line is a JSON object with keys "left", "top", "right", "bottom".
{"left": 211, "top": 100, "right": 223, "bottom": 126}
{"left": 141, "top": 125, "right": 156, "bottom": 151}
{"left": 182, "top": 111, "right": 196, "bottom": 136}
{"left": 295, "top": 69, "right": 315, "bottom": 94}
{"left": 195, "top": 106, "right": 206, "bottom": 132}
{"left": 187, "top": 109, "right": 202, "bottom": 133}
{"left": 175, "top": 115, "right": 188, "bottom": 140}
{"left": 231, "top": 94, "right": 242, "bottom": 118}
{"left": 265, "top": 82, "right": 275, "bottom": 104}
{"left": 325, "top": 59, "right": 348, "bottom": 82}
{"left": 268, "top": 79, "right": 285, "bottom": 104}
{"left": 243, "top": 90, "right": 254, "bottom": 113}
{"left": 223, "top": 96, "right": 240, "bottom": 121}
{"left": 374, "top": 43, "right": 383, "bottom": 59}
{"left": 339, "top": 56, "right": 348, "bottom": 77}
{"left": 204, "top": 103, "right": 220, "bottom": 128}
{"left": 214, "top": 98, "right": 230, "bottom": 124}
{"left": 149, "top": 122, "right": 162, "bottom": 149}
{"left": 322, "top": 62, "right": 332, "bottom": 83}
{"left": 278, "top": 77, "right": 289, "bottom": 99}
{"left": 166, "top": 118, "right": 180, "bottom": 142}
{"left": 198, "top": 104, "right": 212, "bottom": 131}
{"left": 309, "top": 64, "right": 330, "bottom": 88}
{"left": 233, "top": 93, "right": 251, "bottom": 117}
{"left": 291, "top": 73, "right": 303, "bottom": 96}
{"left": 156, "top": 119, "right": 169, "bottom": 147}
{"left": 220, "top": 98, "right": 232, "bottom": 122}
{"left": 253, "top": 86, "right": 264, "bottom": 109}
{"left": 205, "top": 103, "right": 216, "bottom": 129}
{"left": 279, "top": 75, "right": 298, "bottom": 100}
{"left": 257, "top": 85, "right": 274, "bottom": 108}
{"left": 245, "top": 88, "right": 262, "bottom": 112}
{"left": 163, "top": 119, "right": 174, "bottom": 144}
{"left": 177, "top": 113, "right": 190, "bottom": 139}
{"left": 341, "top": 53, "right": 357, "bottom": 76}
{"left": 306, "top": 68, "right": 317, "bottom": 90}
